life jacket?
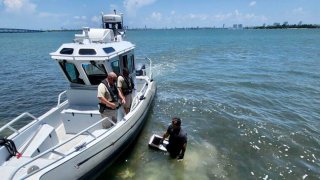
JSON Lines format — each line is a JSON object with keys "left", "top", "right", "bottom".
{"left": 122, "top": 76, "right": 134, "bottom": 95}
{"left": 101, "top": 80, "right": 118, "bottom": 102}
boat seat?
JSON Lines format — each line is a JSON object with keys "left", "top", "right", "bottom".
{"left": 61, "top": 105, "right": 101, "bottom": 134}
{"left": 66, "top": 89, "right": 98, "bottom": 106}
{"left": 1, "top": 166, "right": 18, "bottom": 180}
{"left": 61, "top": 89, "right": 121, "bottom": 134}
{"left": 22, "top": 124, "right": 58, "bottom": 158}
{"left": 61, "top": 105, "right": 100, "bottom": 116}
{"left": 2, "top": 157, "right": 55, "bottom": 179}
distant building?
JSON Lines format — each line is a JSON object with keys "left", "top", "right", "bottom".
{"left": 283, "top": 21, "right": 288, "bottom": 26}
{"left": 298, "top": 21, "right": 303, "bottom": 26}
{"left": 273, "top": 23, "right": 281, "bottom": 26}
{"left": 233, "top": 24, "right": 243, "bottom": 29}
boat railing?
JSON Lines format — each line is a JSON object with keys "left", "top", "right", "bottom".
{"left": 10, "top": 116, "right": 115, "bottom": 180}
{"left": 57, "top": 90, "right": 67, "bottom": 106}
{"left": 0, "top": 112, "right": 39, "bottom": 138}
{"left": 146, "top": 57, "right": 153, "bottom": 79}
{"left": 131, "top": 82, "right": 148, "bottom": 111}
{"left": 130, "top": 57, "right": 153, "bottom": 111}
{"left": 136, "top": 57, "right": 153, "bottom": 79}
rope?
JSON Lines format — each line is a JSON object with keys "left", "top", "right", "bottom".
{"left": 0, "top": 138, "right": 21, "bottom": 159}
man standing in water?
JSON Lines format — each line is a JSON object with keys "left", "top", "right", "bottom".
{"left": 161, "top": 117, "right": 187, "bottom": 160}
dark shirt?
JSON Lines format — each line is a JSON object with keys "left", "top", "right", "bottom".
{"left": 166, "top": 125, "right": 187, "bottom": 157}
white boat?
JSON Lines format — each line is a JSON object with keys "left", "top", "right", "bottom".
{"left": 0, "top": 12, "right": 156, "bottom": 179}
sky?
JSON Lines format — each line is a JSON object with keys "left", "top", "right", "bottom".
{"left": 0, "top": 0, "right": 319, "bottom": 29}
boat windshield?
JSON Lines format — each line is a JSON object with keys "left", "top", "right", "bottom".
{"left": 82, "top": 63, "right": 107, "bottom": 85}
{"left": 111, "top": 60, "right": 120, "bottom": 75}
{"left": 59, "top": 61, "right": 85, "bottom": 85}
{"left": 128, "top": 55, "right": 135, "bottom": 73}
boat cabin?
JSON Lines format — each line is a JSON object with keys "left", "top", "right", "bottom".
{"left": 50, "top": 28, "right": 136, "bottom": 87}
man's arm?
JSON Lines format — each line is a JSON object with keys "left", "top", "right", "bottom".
{"left": 117, "top": 77, "right": 126, "bottom": 104}
{"left": 98, "top": 97, "right": 116, "bottom": 109}
{"left": 178, "top": 143, "right": 187, "bottom": 160}
{"left": 117, "top": 88, "right": 126, "bottom": 104}
{"left": 162, "top": 131, "right": 169, "bottom": 140}
{"left": 161, "top": 130, "right": 169, "bottom": 144}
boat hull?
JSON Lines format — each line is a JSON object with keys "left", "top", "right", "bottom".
{"left": 30, "top": 81, "right": 156, "bottom": 180}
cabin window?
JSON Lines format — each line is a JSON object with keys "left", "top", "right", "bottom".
{"left": 111, "top": 60, "right": 120, "bottom": 75}
{"left": 103, "top": 47, "right": 115, "bottom": 54}
{"left": 122, "top": 55, "right": 134, "bottom": 73}
{"left": 122, "top": 55, "right": 128, "bottom": 69}
{"left": 79, "top": 49, "right": 96, "bottom": 55}
{"left": 104, "top": 23, "right": 113, "bottom": 29}
{"left": 82, "top": 62, "right": 107, "bottom": 85}
{"left": 117, "top": 23, "right": 122, "bottom": 29}
{"left": 60, "top": 48, "right": 74, "bottom": 55}
{"left": 128, "top": 55, "right": 135, "bottom": 73}
{"left": 104, "top": 23, "right": 122, "bottom": 29}
{"left": 59, "top": 61, "right": 84, "bottom": 84}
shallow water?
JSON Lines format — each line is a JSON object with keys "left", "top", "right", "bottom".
{"left": 0, "top": 29, "right": 320, "bottom": 179}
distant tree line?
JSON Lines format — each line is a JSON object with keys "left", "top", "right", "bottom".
{"left": 45, "top": 29, "right": 81, "bottom": 32}
{"left": 250, "top": 24, "right": 320, "bottom": 29}
{"left": 0, "top": 28, "right": 44, "bottom": 33}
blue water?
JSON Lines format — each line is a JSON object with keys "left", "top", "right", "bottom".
{"left": 0, "top": 29, "right": 320, "bottom": 179}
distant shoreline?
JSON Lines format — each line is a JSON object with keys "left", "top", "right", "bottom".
{"left": 0, "top": 28, "right": 80, "bottom": 33}
{"left": 1, "top": 24, "right": 320, "bottom": 33}
{"left": 249, "top": 24, "right": 320, "bottom": 29}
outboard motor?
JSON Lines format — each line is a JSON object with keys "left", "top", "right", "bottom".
{"left": 136, "top": 64, "right": 146, "bottom": 76}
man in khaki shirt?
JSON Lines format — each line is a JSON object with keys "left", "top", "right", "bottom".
{"left": 97, "top": 72, "right": 124, "bottom": 128}
{"left": 117, "top": 68, "right": 134, "bottom": 114}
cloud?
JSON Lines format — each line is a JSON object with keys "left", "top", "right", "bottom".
{"left": 2, "top": 0, "right": 36, "bottom": 13}
{"left": 91, "top": 16, "right": 100, "bottom": 23}
{"left": 74, "top": 16, "right": 87, "bottom": 20}
{"left": 139, "top": 9, "right": 269, "bottom": 28}
{"left": 151, "top": 12, "right": 162, "bottom": 21}
{"left": 38, "top": 12, "right": 66, "bottom": 18}
{"left": 214, "top": 13, "right": 233, "bottom": 21}
{"left": 144, "top": 12, "right": 211, "bottom": 28}
{"left": 214, "top": 10, "right": 267, "bottom": 22}
{"left": 249, "top": 1, "right": 256, "bottom": 7}
{"left": 124, "top": 0, "right": 157, "bottom": 15}
{"left": 292, "top": 7, "right": 304, "bottom": 14}
{"left": 109, "top": 4, "right": 118, "bottom": 12}
{"left": 189, "top": 13, "right": 208, "bottom": 21}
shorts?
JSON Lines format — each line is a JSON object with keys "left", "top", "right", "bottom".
{"left": 165, "top": 144, "right": 181, "bottom": 158}
{"left": 101, "top": 109, "right": 117, "bottom": 128}
{"left": 123, "top": 94, "right": 132, "bottom": 109}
